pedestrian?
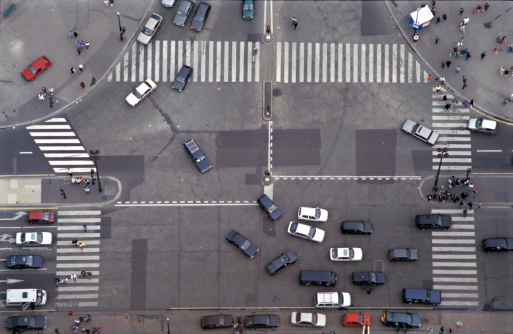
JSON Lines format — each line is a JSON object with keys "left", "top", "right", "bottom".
{"left": 427, "top": 75, "right": 433, "bottom": 82}
{"left": 476, "top": 4, "right": 482, "bottom": 12}
{"left": 80, "top": 82, "right": 85, "bottom": 89}
{"left": 55, "top": 278, "right": 59, "bottom": 287}
{"left": 73, "top": 31, "right": 78, "bottom": 38}
{"left": 481, "top": 51, "right": 486, "bottom": 59}
{"left": 449, "top": 328, "right": 453, "bottom": 334}
{"left": 56, "top": 329, "right": 60, "bottom": 334}
{"left": 72, "top": 274, "right": 77, "bottom": 282}
{"left": 440, "top": 76, "right": 445, "bottom": 85}
{"left": 110, "top": 0, "right": 114, "bottom": 6}
{"left": 460, "top": 25, "right": 466, "bottom": 34}
{"left": 470, "top": 99, "right": 475, "bottom": 106}
{"left": 428, "top": 327, "right": 434, "bottom": 334}
{"left": 49, "top": 87, "right": 54, "bottom": 95}
{"left": 459, "top": 8, "right": 464, "bottom": 15}
{"left": 499, "top": 66, "right": 505, "bottom": 75}
{"left": 463, "top": 17, "right": 470, "bottom": 24}
{"left": 484, "top": 2, "right": 489, "bottom": 11}
{"left": 79, "top": 64, "right": 84, "bottom": 73}
{"left": 41, "top": 87, "right": 47, "bottom": 95}
{"left": 455, "top": 65, "right": 461, "bottom": 73}
{"left": 72, "top": 239, "right": 78, "bottom": 245}
{"left": 443, "top": 95, "right": 447, "bottom": 101}
{"left": 503, "top": 36, "right": 507, "bottom": 42}
{"left": 463, "top": 209, "right": 468, "bottom": 217}
{"left": 86, "top": 330, "right": 90, "bottom": 334}
{"left": 478, "top": 201, "right": 482, "bottom": 208}
{"left": 504, "top": 97, "right": 508, "bottom": 105}
{"left": 68, "top": 30, "right": 73, "bottom": 39}
{"left": 77, "top": 48, "right": 81, "bottom": 55}
{"left": 442, "top": 13, "right": 447, "bottom": 22}
{"left": 63, "top": 277, "right": 68, "bottom": 284}
{"left": 79, "top": 316, "right": 84, "bottom": 323}
{"left": 446, "top": 60, "right": 451, "bottom": 68}
{"left": 453, "top": 196, "right": 460, "bottom": 203}
{"left": 71, "top": 66, "right": 76, "bottom": 74}
{"left": 78, "top": 242, "right": 85, "bottom": 250}
{"left": 84, "top": 186, "right": 90, "bottom": 194}
{"left": 445, "top": 103, "right": 451, "bottom": 110}
{"left": 435, "top": 35, "right": 440, "bottom": 44}
{"left": 436, "top": 16, "right": 440, "bottom": 24}
{"left": 82, "top": 328, "right": 86, "bottom": 333}
{"left": 74, "top": 319, "right": 80, "bottom": 325}
{"left": 81, "top": 270, "right": 86, "bottom": 277}
{"left": 435, "top": 85, "right": 442, "bottom": 93}
{"left": 440, "top": 326, "right": 445, "bottom": 334}
{"left": 461, "top": 192, "right": 468, "bottom": 199}
{"left": 87, "top": 272, "right": 92, "bottom": 280}
{"left": 291, "top": 17, "right": 298, "bottom": 29}
{"left": 462, "top": 75, "right": 467, "bottom": 83}
{"left": 38, "top": 93, "right": 45, "bottom": 101}
{"left": 441, "top": 61, "right": 445, "bottom": 68}
{"left": 69, "top": 310, "right": 74, "bottom": 316}
{"left": 469, "top": 182, "right": 474, "bottom": 191}
{"left": 86, "top": 314, "right": 91, "bottom": 322}
{"left": 473, "top": 187, "right": 478, "bottom": 198}
{"left": 85, "top": 41, "right": 90, "bottom": 49}
{"left": 427, "top": 194, "right": 432, "bottom": 201}
{"left": 465, "top": 52, "right": 471, "bottom": 60}
{"left": 60, "top": 187, "right": 67, "bottom": 199}
{"left": 468, "top": 201, "right": 473, "bottom": 210}
{"left": 80, "top": 41, "right": 85, "bottom": 49}
{"left": 83, "top": 225, "right": 88, "bottom": 232}
{"left": 493, "top": 48, "right": 497, "bottom": 54}
{"left": 104, "top": 0, "right": 109, "bottom": 5}
{"left": 509, "top": 45, "right": 513, "bottom": 54}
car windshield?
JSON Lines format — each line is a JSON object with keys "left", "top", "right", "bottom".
{"left": 141, "top": 27, "right": 154, "bottom": 36}
{"left": 268, "top": 204, "right": 277, "bottom": 212}
{"left": 290, "top": 223, "right": 298, "bottom": 232}
{"left": 314, "top": 208, "right": 321, "bottom": 218}
{"left": 9, "top": 257, "right": 15, "bottom": 266}
{"left": 195, "top": 15, "right": 205, "bottom": 23}
{"left": 176, "top": 76, "right": 186, "bottom": 84}
{"left": 369, "top": 272, "right": 376, "bottom": 282}
{"left": 435, "top": 215, "right": 442, "bottom": 226}
{"left": 28, "top": 65, "right": 37, "bottom": 75}
{"left": 43, "top": 212, "right": 50, "bottom": 220}
{"left": 36, "top": 233, "right": 42, "bottom": 243}
{"left": 404, "top": 249, "right": 411, "bottom": 257}
{"left": 240, "top": 240, "right": 251, "bottom": 251}
{"left": 311, "top": 314, "right": 317, "bottom": 323}
{"left": 132, "top": 89, "right": 142, "bottom": 99}
{"left": 243, "top": 3, "right": 254, "bottom": 10}
{"left": 308, "top": 226, "right": 316, "bottom": 239}
{"left": 195, "top": 155, "right": 206, "bottom": 162}
{"left": 476, "top": 118, "right": 483, "bottom": 127}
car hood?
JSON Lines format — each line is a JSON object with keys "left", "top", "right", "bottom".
{"left": 267, "top": 314, "right": 280, "bottom": 327}
{"left": 191, "top": 20, "right": 203, "bottom": 31}
{"left": 41, "top": 233, "right": 52, "bottom": 245}
{"left": 172, "top": 80, "right": 186, "bottom": 91}
{"left": 409, "top": 313, "right": 422, "bottom": 327}
{"left": 352, "top": 248, "right": 363, "bottom": 260}
{"left": 137, "top": 32, "right": 152, "bottom": 45}
{"left": 32, "top": 255, "right": 43, "bottom": 268}
{"left": 173, "top": 15, "right": 187, "bottom": 26}
{"left": 21, "top": 68, "right": 35, "bottom": 81}
{"left": 125, "top": 93, "right": 139, "bottom": 106}
{"left": 312, "top": 228, "right": 325, "bottom": 243}
{"left": 245, "top": 244, "right": 259, "bottom": 258}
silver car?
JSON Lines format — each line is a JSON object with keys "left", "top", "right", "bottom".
{"left": 137, "top": 13, "right": 163, "bottom": 45}
{"left": 401, "top": 119, "right": 439, "bottom": 145}
{"left": 126, "top": 79, "right": 157, "bottom": 106}
{"left": 173, "top": 0, "right": 196, "bottom": 26}
{"left": 468, "top": 117, "right": 497, "bottom": 135}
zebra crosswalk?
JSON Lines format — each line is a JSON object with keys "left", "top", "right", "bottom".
{"left": 26, "top": 118, "right": 95, "bottom": 174}
{"left": 55, "top": 210, "right": 101, "bottom": 308}
{"left": 107, "top": 40, "right": 430, "bottom": 84}
{"left": 432, "top": 88, "right": 472, "bottom": 171}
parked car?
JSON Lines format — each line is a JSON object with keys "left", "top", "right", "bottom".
{"left": 244, "top": 314, "right": 279, "bottom": 328}
{"left": 340, "top": 221, "right": 372, "bottom": 235}
{"left": 22, "top": 56, "right": 52, "bottom": 81}
{"left": 137, "top": 13, "right": 163, "bottom": 45}
{"left": 225, "top": 230, "right": 258, "bottom": 258}
{"left": 315, "top": 292, "right": 351, "bottom": 308}
{"left": 242, "top": 0, "right": 254, "bottom": 19}
{"left": 6, "top": 315, "right": 47, "bottom": 332}
{"left": 28, "top": 210, "right": 55, "bottom": 224}
{"left": 257, "top": 195, "right": 282, "bottom": 221}
{"left": 401, "top": 119, "right": 439, "bottom": 145}
{"left": 125, "top": 79, "right": 157, "bottom": 106}
{"left": 172, "top": 65, "right": 192, "bottom": 91}
{"left": 416, "top": 214, "right": 452, "bottom": 229}
{"left": 288, "top": 221, "right": 325, "bottom": 243}
{"left": 388, "top": 248, "right": 418, "bottom": 261}
{"left": 16, "top": 232, "right": 52, "bottom": 247}
{"left": 191, "top": 2, "right": 211, "bottom": 32}
{"left": 352, "top": 272, "right": 386, "bottom": 293}
{"left": 200, "top": 314, "right": 233, "bottom": 329}
{"left": 6, "top": 255, "right": 43, "bottom": 269}
{"left": 468, "top": 117, "right": 497, "bottom": 135}
{"left": 162, "top": 0, "right": 176, "bottom": 7}
{"left": 298, "top": 207, "right": 328, "bottom": 222}
{"left": 330, "top": 247, "right": 362, "bottom": 261}
{"left": 291, "top": 312, "right": 326, "bottom": 327}
{"left": 173, "top": 0, "right": 196, "bottom": 26}
{"left": 183, "top": 138, "right": 212, "bottom": 173}
{"left": 402, "top": 288, "right": 441, "bottom": 305}
{"left": 483, "top": 238, "right": 513, "bottom": 251}
{"left": 265, "top": 250, "right": 298, "bottom": 275}
{"left": 381, "top": 311, "right": 421, "bottom": 332}
{"left": 342, "top": 313, "right": 370, "bottom": 327}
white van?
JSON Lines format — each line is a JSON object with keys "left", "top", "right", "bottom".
{"left": 315, "top": 292, "right": 351, "bottom": 308}
{"left": 6, "top": 289, "right": 47, "bottom": 310}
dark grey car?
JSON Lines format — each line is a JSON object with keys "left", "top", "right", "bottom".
{"left": 6, "top": 315, "right": 47, "bottom": 332}
{"left": 191, "top": 2, "right": 211, "bottom": 32}
{"left": 173, "top": 0, "right": 196, "bottom": 26}
{"left": 416, "top": 214, "right": 452, "bottom": 229}
{"left": 341, "top": 221, "right": 373, "bottom": 235}
{"left": 172, "top": 65, "right": 192, "bottom": 91}
{"left": 388, "top": 248, "right": 418, "bottom": 261}
{"left": 265, "top": 250, "right": 298, "bottom": 275}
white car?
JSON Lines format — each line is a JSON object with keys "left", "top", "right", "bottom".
{"left": 287, "top": 221, "right": 325, "bottom": 243}
{"left": 468, "top": 118, "right": 497, "bottom": 135}
{"left": 16, "top": 232, "right": 52, "bottom": 247}
{"left": 137, "top": 13, "right": 163, "bottom": 45}
{"left": 126, "top": 79, "right": 157, "bottom": 106}
{"left": 291, "top": 312, "right": 326, "bottom": 327}
{"left": 298, "top": 207, "right": 328, "bottom": 222}
{"left": 401, "top": 119, "right": 439, "bottom": 145}
{"left": 330, "top": 247, "right": 363, "bottom": 261}
{"left": 162, "top": 0, "right": 176, "bottom": 7}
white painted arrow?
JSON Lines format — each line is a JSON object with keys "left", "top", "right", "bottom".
{"left": 0, "top": 279, "right": 24, "bottom": 284}
{"left": 0, "top": 212, "right": 27, "bottom": 221}
{"left": 0, "top": 234, "right": 13, "bottom": 242}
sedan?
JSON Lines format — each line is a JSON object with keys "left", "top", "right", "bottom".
{"left": 126, "top": 79, "right": 157, "bottom": 106}
{"left": 342, "top": 313, "right": 371, "bottom": 327}
{"left": 6, "top": 255, "right": 43, "bottom": 269}
{"left": 244, "top": 314, "right": 279, "bottom": 329}
{"left": 226, "top": 230, "right": 259, "bottom": 258}
{"left": 352, "top": 272, "right": 386, "bottom": 293}
{"left": 28, "top": 210, "right": 55, "bottom": 224}
{"left": 483, "top": 238, "right": 513, "bottom": 251}
{"left": 137, "top": 13, "right": 163, "bottom": 45}
{"left": 22, "top": 55, "right": 52, "bottom": 81}
{"left": 200, "top": 314, "right": 233, "bottom": 329}
{"left": 257, "top": 194, "right": 282, "bottom": 221}
{"left": 287, "top": 221, "right": 325, "bottom": 243}
{"left": 330, "top": 247, "right": 362, "bottom": 261}
{"left": 381, "top": 311, "right": 421, "bottom": 332}
{"left": 415, "top": 214, "right": 452, "bottom": 229}
{"left": 191, "top": 2, "right": 211, "bottom": 32}
{"left": 298, "top": 207, "right": 328, "bottom": 222}
{"left": 401, "top": 119, "right": 439, "bottom": 145}
{"left": 468, "top": 117, "right": 497, "bottom": 135}
{"left": 16, "top": 232, "right": 52, "bottom": 247}
{"left": 172, "top": 65, "right": 192, "bottom": 92}
{"left": 388, "top": 248, "right": 418, "bottom": 261}
{"left": 340, "top": 221, "right": 373, "bottom": 235}
{"left": 242, "top": 0, "right": 254, "bottom": 19}
{"left": 7, "top": 315, "right": 47, "bottom": 332}
{"left": 173, "top": 0, "right": 196, "bottom": 26}
{"left": 161, "top": 0, "right": 176, "bottom": 7}
{"left": 291, "top": 312, "right": 326, "bottom": 328}
{"left": 265, "top": 250, "right": 298, "bottom": 275}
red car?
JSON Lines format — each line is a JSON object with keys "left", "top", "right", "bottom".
{"left": 342, "top": 313, "right": 370, "bottom": 327}
{"left": 28, "top": 210, "right": 55, "bottom": 224}
{"left": 22, "top": 56, "right": 52, "bottom": 81}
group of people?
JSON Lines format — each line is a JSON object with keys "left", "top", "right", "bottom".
{"left": 69, "top": 314, "right": 100, "bottom": 334}
{"left": 38, "top": 86, "right": 54, "bottom": 101}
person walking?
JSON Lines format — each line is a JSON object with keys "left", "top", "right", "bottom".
{"left": 442, "top": 13, "right": 447, "bottom": 22}
{"left": 77, "top": 48, "right": 81, "bottom": 55}
{"left": 81, "top": 270, "right": 86, "bottom": 278}
{"left": 427, "top": 75, "right": 433, "bottom": 82}
{"left": 441, "top": 61, "right": 445, "bottom": 68}
{"left": 459, "top": 8, "right": 464, "bottom": 15}
{"left": 440, "top": 326, "right": 445, "bottom": 334}
{"left": 110, "top": 0, "right": 114, "bottom": 6}
{"left": 68, "top": 30, "right": 74, "bottom": 39}
{"left": 455, "top": 65, "right": 461, "bottom": 73}
{"left": 435, "top": 35, "right": 440, "bottom": 44}
{"left": 436, "top": 16, "right": 440, "bottom": 24}
{"left": 87, "top": 272, "right": 93, "bottom": 280}
{"left": 79, "top": 64, "right": 84, "bottom": 73}
{"left": 446, "top": 60, "right": 451, "bottom": 68}
{"left": 84, "top": 186, "right": 90, "bottom": 194}
{"left": 83, "top": 225, "right": 88, "bottom": 232}
{"left": 80, "top": 82, "right": 85, "bottom": 89}
{"left": 468, "top": 201, "right": 473, "bottom": 210}
{"left": 481, "top": 51, "right": 486, "bottom": 59}
{"left": 291, "top": 17, "right": 298, "bottom": 29}
{"left": 71, "top": 66, "right": 76, "bottom": 74}
{"left": 49, "top": 96, "right": 54, "bottom": 108}
{"left": 484, "top": 2, "right": 489, "bottom": 11}
{"left": 463, "top": 209, "right": 468, "bottom": 217}
{"left": 78, "top": 242, "right": 85, "bottom": 250}
{"left": 73, "top": 31, "right": 78, "bottom": 38}
{"left": 493, "top": 47, "right": 497, "bottom": 54}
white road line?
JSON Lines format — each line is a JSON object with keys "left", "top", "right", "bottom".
{"left": 115, "top": 61, "right": 120, "bottom": 82}
{"left": 300, "top": 42, "right": 305, "bottom": 82}
{"left": 56, "top": 302, "right": 99, "bottom": 307}
{"left": 276, "top": 42, "right": 281, "bottom": 83}
{"left": 56, "top": 294, "right": 99, "bottom": 299}
{"left": 392, "top": 44, "right": 397, "bottom": 83}
{"left": 247, "top": 42, "right": 253, "bottom": 83}
{"left": 432, "top": 150, "right": 471, "bottom": 155}
{"left": 44, "top": 153, "right": 90, "bottom": 158}
{"left": 416, "top": 59, "right": 421, "bottom": 83}
{"left": 437, "top": 137, "right": 472, "bottom": 142}
{"left": 154, "top": 41, "right": 160, "bottom": 82}
{"left": 48, "top": 161, "right": 94, "bottom": 166}
{"left": 208, "top": 41, "right": 213, "bottom": 82}
{"left": 399, "top": 43, "right": 405, "bottom": 83}
{"left": 432, "top": 239, "right": 475, "bottom": 244}
{"left": 353, "top": 43, "right": 358, "bottom": 82}
{"left": 178, "top": 41, "right": 183, "bottom": 75}
{"left": 433, "top": 262, "right": 477, "bottom": 267}
{"left": 27, "top": 125, "right": 71, "bottom": 130}
{"left": 57, "top": 233, "right": 100, "bottom": 238}
{"left": 436, "top": 130, "right": 471, "bottom": 135}
{"left": 433, "top": 115, "right": 470, "bottom": 120}
{"left": 162, "top": 40, "right": 167, "bottom": 82}
{"left": 432, "top": 209, "right": 472, "bottom": 214}
{"left": 170, "top": 40, "right": 176, "bottom": 81}
{"left": 56, "top": 263, "right": 100, "bottom": 268}
{"left": 57, "top": 240, "right": 100, "bottom": 246}
{"left": 139, "top": 43, "right": 144, "bottom": 81}
{"left": 434, "top": 166, "right": 473, "bottom": 170}
{"left": 57, "top": 248, "right": 100, "bottom": 253}
{"left": 284, "top": 42, "right": 289, "bottom": 83}
{"left": 57, "top": 226, "right": 100, "bottom": 231}
{"left": 330, "top": 43, "right": 335, "bottom": 83}
{"left": 57, "top": 255, "right": 100, "bottom": 261}
{"left": 254, "top": 41, "right": 260, "bottom": 82}
{"left": 361, "top": 43, "right": 366, "bottom": 83}
{"left": 433, "top": 269, "right": 477, "bottom": 275}
{"left": 231, "top": 41, "right": 236, "bottom": 82}
{"left": 46, "top": 118, "right": 67, "bottom": 122}
{"left": 369, "top": 43, "right": 374, "bottom": 82}
{"left": 194, "top": 41, "right": 200, "bottom": 82}
{"left": 407, "top": 46, "right": 412, "bottom": 83}
{"left": 315, "top": 42, "right": 320, "bottom": 83}
{"left": 477, "top": 150, "right": 502, "bottom": 153}
{"left": 442, "top": 293, "right": 479, "bottom": 298}
{"left": 58, "top": 211, "right": 101, "bottom": 216}
{"left": 384, "top": 44, "right": 389, "bottom": 83}
{"left": 432, "top": 158, "right": 472, "bottom": 163}
{"left": 322, "top": 42, "right": 327, "bottom": 82}
{"left": 432, "top": 231, "right": 475, "bottom": 237}
{"left": 131, "top": 43, "right": 137, "bottom": 82}
{"left": 57, "top": 271, "right": 99, "bottom": 276}
{"left": 239, "top": 41, "right": 244, "bottom": 83}
{"left": 216, "top": 41, "right": 221, "bottom": 82}
{"left": 291, "top": 42, "right": 296, "bottom": 83}
{"left": 432, "top": 254, "right": 476, "bottom": 259}
{"left": 376, "top": 43, "right": 382, "bottom": 83}
{"left": 434, "top": 285, "right": 478, "bottom": 290}
{"left": 432, "top": 109, "right": 469, "bottom": 113}
{"left": 186, "top": 40, "right": 191, "bottom": 70}
{"left": 451, "top": 224, "right": 475, "bottom": 229}
{"left": 30, "top": 132, "right": 76, "bottom": 137}
{"left": 39, "top": 146, "right": 85, "bottom": 151}
{"left": 433, "top": 278, "right": 478, "bottom": 283}
{"left": 434, "top": 144, "right": 471, "bottom": 149}
{"left": 54, "top": 168, "right": 96, "bottom": 173}
{"left": 440, "top": 301, "right": 479, "bottom": 306}
{"left": 345, "top": 43, "right": 350, "bottom": 83}
{"left": 124, "top": 51, "right": 129, "bottom": 81}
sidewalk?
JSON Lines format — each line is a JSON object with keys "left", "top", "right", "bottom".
{"left": 0, "top": 0, "right": 154, "bottom": 128}
{"left": 386, "top": 1, "right": 513, "bottom": 123}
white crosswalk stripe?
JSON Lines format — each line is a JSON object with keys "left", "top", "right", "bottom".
{"left": 26, "top": 118, "right": 96, "bottom": 175}
{"left": 55, "top": 210, "right": 101, "bottom": 309}
{"left": 431, "top": 209, "right": 479, "bottom": 308}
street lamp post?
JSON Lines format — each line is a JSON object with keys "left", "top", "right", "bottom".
{"left": 117, "top": 12, "right": 125, "bottom": 41}
{"left": 89, "top": 149, "right": 102, "bottom": 193}
{"left": 433, "top": 147, "right": 449, "bottom": 192}
{"left": 166, "top": 318, "right": 170, "bottom": 334}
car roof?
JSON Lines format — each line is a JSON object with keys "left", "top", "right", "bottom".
{"left": 32, "top": 56, "right": 50, "bottom": 68}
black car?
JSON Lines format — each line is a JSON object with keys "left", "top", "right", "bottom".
{"left": 388, "top": 248, "right": 418, "bottom": 261}
{"left": 381, "top": 311, "right": 421, "bottom": 332}
{"left": 257, "top": 194, "right": 282, "bottom": 221}
{"left": 244, "top": 314, "right": 279, "bottom": 328}
{"left": 173, "top": 0, "right": 196, "bottom": 26}
{"left": 416, "top": 214, "right": 452, "bottom": 229}
{"left": 200, "top": 314, "right": 233, "bottom": 329}
{"left": 191, "top": 2, "right": 211, "bottom": 32}
{"left": 226, "top": 230, "right": 259, "bottom": 258}
{"left": 352, "top": 272, "right": 386, "bottom": 289}
{"left": 172, "top": 65, "right": 193, "bottom": 91}
{"left": 183, "top": 139, "right": 212, "bottom": 173}
{"left": 265, "top": 250, "right": 298, "bottom": 275}
{"left": 6, "top": 315, "right": 47, "bottom": 332}
{"left": 6, "top": 255, "right": 43, "bottom": 269}
{"left": 483, "top": 238, "right": 513, "bottom": 251}
{"left": 341, "top": 221, "right": 372, "bottom": 235}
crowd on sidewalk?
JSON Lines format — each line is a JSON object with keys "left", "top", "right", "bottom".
{"left": 428, "top": 173, "right": 480, "bottom": 216}
{"left": 63, "top": 312, "right": 101, "bottom": 334}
